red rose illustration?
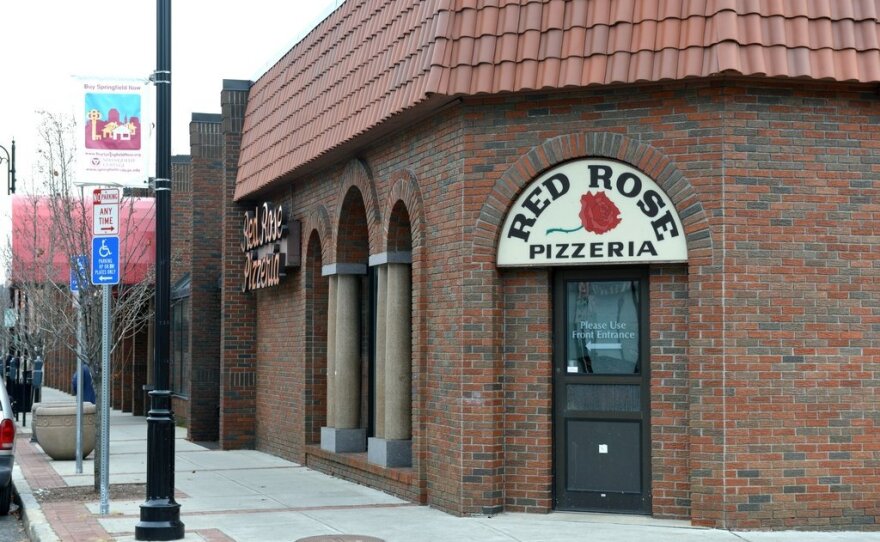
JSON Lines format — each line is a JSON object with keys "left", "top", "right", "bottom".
{"left": 579, "top": 192, "right": 621, "bottom": 234}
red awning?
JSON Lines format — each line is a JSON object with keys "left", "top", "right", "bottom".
{"left": 10, "top": 195, "right": 156, "bottom": 286}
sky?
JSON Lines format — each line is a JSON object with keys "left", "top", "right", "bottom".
{"left": 0, "top": 0, "right": 345, "bottom": 192}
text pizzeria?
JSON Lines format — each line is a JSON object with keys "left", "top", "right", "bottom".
{"left": 529, "top": 240, "right": 657, "bottom": 260}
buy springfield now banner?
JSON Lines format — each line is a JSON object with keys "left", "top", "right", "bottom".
{"left": 75, "top": 78, "right": 151, "bottom": 187}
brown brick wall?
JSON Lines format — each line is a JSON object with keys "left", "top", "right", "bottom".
{"left": 500, "top": 268, "right": 553, "bottom": 513}
{"left": 497, "top": 267, "right": 690, "bottom": 516}
{"left": 304, "top": 232, "right": 328, "bottom": 446}
{"left": 219, "top": 79, "right": 879, "bottom": 529}
{"left": 171, "top": 156, "right": 193, "bottom": 284}
{"left": 649, "top": 264, "right": 691, "bottom": 519}
{"left": 220, "top": 81, "right": 258, "bottom": 449}
{"left": 188, "top": 115, "right": 224, "bottom": 442}
{"left": 221, "top": 108, "right": 462, "bottom": 506}
{"left": 170, "top": 155, "right": 192, "bottom": 418}
{"left": 254, "top": 274, "right": 303, "bottom": 459}
{"left": 462, "top": 84, "right": 718, "bottom": 518}
{"left": 171, "top": 155, "right": 192, "bottom": 424}
{"left": 718, "top": 82, "right": 879, "bottom": 529}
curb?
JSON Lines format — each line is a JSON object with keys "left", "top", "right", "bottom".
{"left": 12, "top": 464, "right": 59, "bottom": 542}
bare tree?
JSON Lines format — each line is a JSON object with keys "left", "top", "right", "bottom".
{"left": 5, "top": 111, "right": 157, "bottom": 491}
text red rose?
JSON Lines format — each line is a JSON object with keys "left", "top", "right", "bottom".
{"left": 579, "top": 192, "right": 621, "bottom": 234}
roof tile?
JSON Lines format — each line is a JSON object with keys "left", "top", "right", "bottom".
{"left": 236, "top": 0, "right": 880, "bottom": 199}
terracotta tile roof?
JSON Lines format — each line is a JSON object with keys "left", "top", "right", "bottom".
{"left": 235, "top": 0, "right": 880, "bottom": 199}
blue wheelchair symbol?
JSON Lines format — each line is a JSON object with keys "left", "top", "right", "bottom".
{"left": 98, "top": 240, "right": 112, "bottom": 258}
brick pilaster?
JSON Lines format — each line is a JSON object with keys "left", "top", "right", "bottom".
{"left": 188, "top": 113, "right": 224, "bottom": 441}
{"left": 170, "top": 155, "right": 193, "bottom": 424}
{"left": 220, "top": 79, "right": 257, "bottom": 449}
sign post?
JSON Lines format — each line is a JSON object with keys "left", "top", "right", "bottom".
{"left": 70, "top": 255, "right": 87, "bottom": 475}
{"left": 91, "top": 189, "right": 119, "bottom": 516}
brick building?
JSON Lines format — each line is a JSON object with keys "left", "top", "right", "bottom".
{"left": 167, "top": 116, "right": 224, "bottom": 442}
{"left": 192, "top": 0, "right": 880, "bottom": 530}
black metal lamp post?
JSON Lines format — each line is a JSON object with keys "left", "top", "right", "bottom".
{"left": 0, "top": 139, "right": 15, "bottom": 194}
{"left": 135, "top": 0, "right": 184, "bottom": 539}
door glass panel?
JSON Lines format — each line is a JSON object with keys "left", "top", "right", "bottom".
{"left": 566, "top": 280, "right": 640, "bottom": 374}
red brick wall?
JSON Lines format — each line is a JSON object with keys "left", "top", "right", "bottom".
{"left": 221, "top": 109, "right": 462, "bottom": 506}
{"left": 649, "top": 265, "right": 691, "bottom": 519}
{"left": 337, "top": 187, "right": 370, "bottom": 264}
{"left": 220, "top": 79, "right": 879, "bottom": 529}
{"left": 253, "top": 272, "right": 302, "bottom": 459}
{"left": 171, "top": 156, "right": 193, "bottom": 285}
{"left": 304, "top": 232, "right": 328, "bottom": 446}
{"left": 170, "top": 156, "right": 193, "bottom": 423}
{"left": 219, "top": 81, "right": 258, "bottom": 449}
{"left": 188, "top": 115, "right": 224, "bottom": 442}
{"left": 497, "top": 266, "right": 691, "bottom": 517}
{"left": 461, "top": 85, "right": 719, "bottom": 518}
{"left": 500, "top": 268, "right": 553, "bottom": 513}
{"left": 718, "top": 83, "right": 879, "bottom": 529}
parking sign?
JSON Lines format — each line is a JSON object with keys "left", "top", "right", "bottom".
{"left": 91, "top": 237, "right": 120, "bottom": 285}
{"left": 93, "top": 188, "right": 121, "bottom": 236}
{"left": 70, "top": 255, "right": 88, "bottom": 292}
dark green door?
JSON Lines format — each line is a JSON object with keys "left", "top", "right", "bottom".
{"left": 554, "top": 268, "right": 651, "bottom": 514}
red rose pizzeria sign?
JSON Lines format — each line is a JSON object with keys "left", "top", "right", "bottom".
{"left": 497, "top": 159, "right": 688, "bottom": 266}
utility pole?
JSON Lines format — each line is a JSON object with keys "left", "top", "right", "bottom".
{"left": 135, "top": 0, "right": 184, "bottom": 539}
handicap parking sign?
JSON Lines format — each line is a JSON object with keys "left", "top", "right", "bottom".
{"left": 70, "top": 255, "right": 88, "bottom": 292}
{"left": 91, "top": 236, "right": 120, "bottom": 285}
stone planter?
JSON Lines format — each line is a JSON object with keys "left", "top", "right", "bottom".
{"left": 33, "top": 402, "right": 96, "bottom": 460}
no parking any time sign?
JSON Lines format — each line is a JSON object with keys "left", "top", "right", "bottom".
{"left": 93, "top": 188, "right": 120, "bottom": 236}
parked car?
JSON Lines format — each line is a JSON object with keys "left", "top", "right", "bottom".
{"left": 0, "top": 379, "right": 15, "bottom": 515}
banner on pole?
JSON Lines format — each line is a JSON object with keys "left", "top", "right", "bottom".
{"left": 75, "top": 77, "right": 151, "bottom": 188}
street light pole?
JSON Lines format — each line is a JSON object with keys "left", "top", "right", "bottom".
{"left": 135, "top": 0, "right": 184, "bottom": 539}
{"left": 0, "top": 139, "right": 15, "bottom": 194}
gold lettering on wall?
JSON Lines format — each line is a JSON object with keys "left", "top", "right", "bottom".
{"left": 241, "top": 202, "right": 293, "bottom": 292}
{"left": 242, "top": 251, "right": 285, "bottom": 292}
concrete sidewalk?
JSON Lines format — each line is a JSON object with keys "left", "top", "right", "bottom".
{"left": 11, "top": 388, "right": 880, "bottom": 541}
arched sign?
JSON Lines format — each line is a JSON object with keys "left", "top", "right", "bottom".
{"left": 497, "top": 159, "right": 687, "bottom": 266}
